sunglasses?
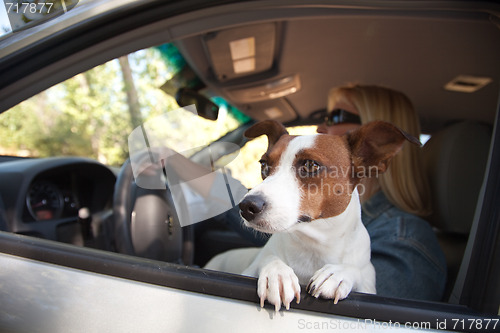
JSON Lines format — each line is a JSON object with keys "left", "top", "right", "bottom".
{"left": 324, "top": 108, "right": 361, "bottom": 126}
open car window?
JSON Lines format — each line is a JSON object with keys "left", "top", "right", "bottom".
{"left": 0, "top": 45, "right": 243, "bottom": 165}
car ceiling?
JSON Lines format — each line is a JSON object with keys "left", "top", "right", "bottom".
{"left": 174, "top": 8, "right": 500, "bottom": 133}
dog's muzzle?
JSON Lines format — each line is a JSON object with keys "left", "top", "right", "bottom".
{"left": 239, "top": 195, "right": 266, "bottom": 222}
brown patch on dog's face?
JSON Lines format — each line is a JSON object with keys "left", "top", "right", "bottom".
{"left": 258, "top": 135, "right": 295, "bottom": 179}
{"left": 295, "top": 135, "right": 357, "bottom": 220}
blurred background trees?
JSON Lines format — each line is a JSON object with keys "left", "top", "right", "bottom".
{"left": 0, "top": 47, "right": 236, "bottom": 166}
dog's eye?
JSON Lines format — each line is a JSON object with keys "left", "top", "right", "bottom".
{"left": 260, "top": 159, "right": 270, "bottom": 179}
{"left": 299, "top": 160, "right": 321, "bottom": 176}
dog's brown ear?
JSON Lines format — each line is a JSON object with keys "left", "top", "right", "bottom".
{"left": 346, "top": 120, "right": 421, "bottom": 177}
{"left": 245, "top": 120, "right": 289, "bottom": 149}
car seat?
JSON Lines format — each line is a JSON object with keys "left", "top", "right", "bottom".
{"left": 422, "top": 120, "right": 492, "bottom": 301}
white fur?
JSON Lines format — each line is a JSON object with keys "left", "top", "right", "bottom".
{"left": 243, "top": 135, "right": 316, "bottom": 232}
{"left": 205, "top": 135, "right": 376, "bottom": 310}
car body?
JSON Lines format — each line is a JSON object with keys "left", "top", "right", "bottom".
{"left": 0, "top": 0, "right": 499, "bottom": 332}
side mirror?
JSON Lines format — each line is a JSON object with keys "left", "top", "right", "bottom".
{"left": 175, "top": 88, "right": 219, "bottom": 121}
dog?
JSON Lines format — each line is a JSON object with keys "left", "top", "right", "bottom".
{"left": 205, "top": 119, "right": 420, "bottom": 311}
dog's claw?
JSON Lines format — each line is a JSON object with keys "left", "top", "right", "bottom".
{"left": 308, "top": 264, "right": 355, "bottom": 304}
{"left": 334, "top": 290, "right": 341, "bottom": 304}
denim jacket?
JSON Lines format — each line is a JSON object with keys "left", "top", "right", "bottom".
{"left": 362, "top": 191, "right": 447, "bottom": 301}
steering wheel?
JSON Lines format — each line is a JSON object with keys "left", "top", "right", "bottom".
{"left": 113, "top": 157, "right": 194, "bottom": 265}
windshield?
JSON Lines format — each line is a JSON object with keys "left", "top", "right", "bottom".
{"left": 0, "top": 43, "right": 245, "bottom": 166}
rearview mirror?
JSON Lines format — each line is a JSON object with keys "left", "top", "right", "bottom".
{"left": 175, "top": 88, "right": 219, "bottom": 121}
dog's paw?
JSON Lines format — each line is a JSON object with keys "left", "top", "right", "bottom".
{"left": 257, "top": 260, "right": 301, "bottom": 312}
{"left": 307, "top": 264, "right": 355, "bottom": 304}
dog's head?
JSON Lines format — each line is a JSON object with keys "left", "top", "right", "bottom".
{"left": 239, "top": 120, "right": 420, "bottom": 233}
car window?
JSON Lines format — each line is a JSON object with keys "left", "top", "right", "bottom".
{"left": 0, "top": 44, "right": 243, "bottom": 166}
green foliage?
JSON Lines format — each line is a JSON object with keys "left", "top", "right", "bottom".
{"left": 0, "top": 48, "right": 161, "bottom": 164}
{"left": 0, "top": 46, "right": 242, "bottom": 167}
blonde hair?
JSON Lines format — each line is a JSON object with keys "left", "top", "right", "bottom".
{"left": 328, "top": 84, "right": 431, "bottom": 216}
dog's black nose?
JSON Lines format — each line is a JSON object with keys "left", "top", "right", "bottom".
{"left": 239, "top": 195, "right": 266, "bottom": 221}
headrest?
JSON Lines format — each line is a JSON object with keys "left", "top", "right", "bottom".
{"left": 423, "top": 121, "right": 491, "bottom": 234}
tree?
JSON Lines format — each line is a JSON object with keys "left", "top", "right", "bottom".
{"left": 118, "top": 55, "right": 142, "bottom": 129}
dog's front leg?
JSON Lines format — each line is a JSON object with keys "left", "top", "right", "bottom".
{"left": 244, "top": 255, "right": 301, "bottom": 312}
{"left": 307, "top": 264, "right": 362, "bottom": 304}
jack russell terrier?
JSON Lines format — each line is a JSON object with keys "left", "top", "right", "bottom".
{"left": 205, "top": 119, "right": 420, "bottom": 311}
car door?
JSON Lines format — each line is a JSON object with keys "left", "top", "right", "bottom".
{"left": 1, "top": 1, "right": 499, "bottom": 332}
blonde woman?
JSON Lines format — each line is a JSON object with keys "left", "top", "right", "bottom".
{"left": 316, "top": 84, "right": 446, "bottom": 300}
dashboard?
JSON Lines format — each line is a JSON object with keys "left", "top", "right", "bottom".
{"left": 0, "top": 157, "right": 116, "bottom": 247}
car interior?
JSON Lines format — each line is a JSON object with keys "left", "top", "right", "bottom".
{"left": 166, "top": 7, "right": 499, "bottom": 305}
{"left": 0, "top": 0, "right": 499, "bottom": 320}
